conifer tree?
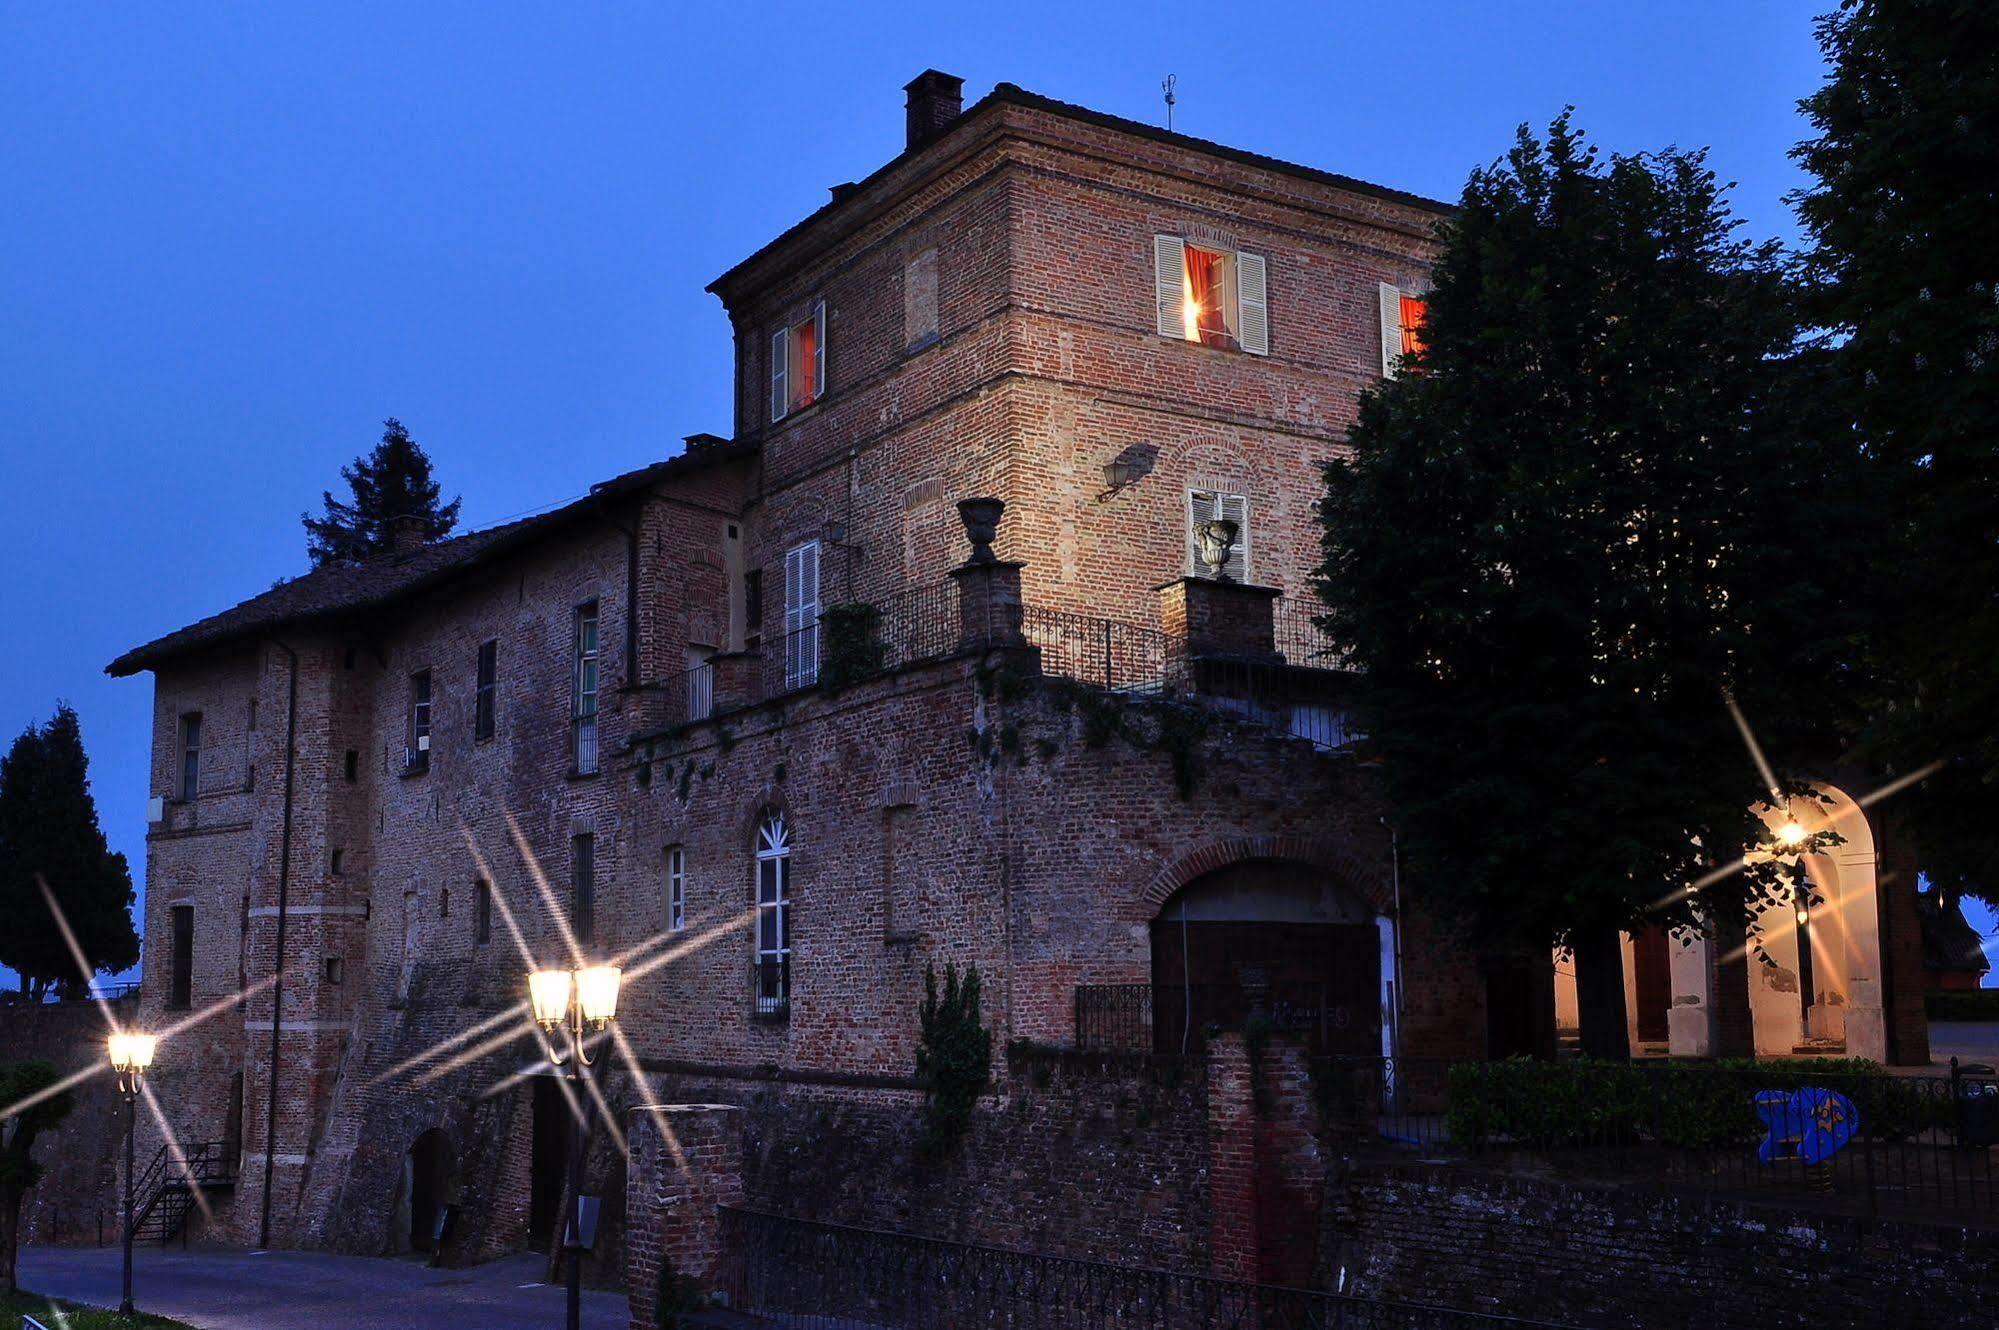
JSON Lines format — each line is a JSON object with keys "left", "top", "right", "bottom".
{"left": 0, "top": 705, "right": 138, "bottom": 998}
{"left": 302, "top": 418, "right": 461, "bottom": 566}
{"left": 1317, "top": 118, "right": 1853, "bottom": 1058}
{"left": 1793, "top": 0, "right": 1999, "bottom": 904}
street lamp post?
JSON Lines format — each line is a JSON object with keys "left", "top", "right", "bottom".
{"left": 107, "top": 1030, "right": 157, "bottom": 1317}
{"left": 529, "top": 962, "right": 621, "bottom": 1330}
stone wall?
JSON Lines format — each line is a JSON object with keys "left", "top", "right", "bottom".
{"left": 0, "top": 997, "right": 131, "bottom": 1245}
{"left": 1322, "top": 1161, "right": 1999, "bottom": 1329}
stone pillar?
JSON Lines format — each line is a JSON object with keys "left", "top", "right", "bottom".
{"left": 1667, "top": 929, "right": 1714, "bottom": 1058}
{"left": 950, "top": 559, "right": 1028, "bottom": 650}
{"left": 705, "top": 651, "right": 760, "bottom": 715}
{"left": 624, "top": 1104, "right": 744, "bottom": 1330}
{"left": 1158, "top": 577, "right": 1281, "bottom": 662}
{"left": 1708, "top": 910, "right": 1756, "bottom": 1059}
{"left": 1205, "top": 1034, "right": 1260, "bottom": 1284}
{"left": 1875, "top": 813, "right": 1931, "bottom": 1066}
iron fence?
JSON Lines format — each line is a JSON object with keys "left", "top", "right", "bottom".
{"left": 1316, "top": 1055, "right": 1999, "bottom": 1224}
{"left": 1024, "top": 605, "right": 1170, "bottom": 694}
{"left": 752, "top": 956, "right": 790, "bottom": 1021}
{"left": 717, "top": 1206, "right": 1567, "bottom": 1329}
{"left": 1272, "top": 596, "right": 1350, "bottom": 672}
{"left": 1075, "top": 983, "right": 1363, "bottom": 1058}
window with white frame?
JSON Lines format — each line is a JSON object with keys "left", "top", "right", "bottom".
{"left": 1187, "top": 489, "right": 1250, "bottom": 582}
{"left": 782, "top": 541, "right": 821, "bottom": 689}
{"left": 769, "top": 301, "right": 827, "bottom": 422}
{"left": 572, "top": 602, "right": 599, "bottom": 774}
{"left": 1154, "top": 235, "right": 1268, "bottom": 355}
{"left": 753, "top": 813, "right": 791, "bottom": 1016}
{"left": 666, "top": 846, "right": 686, "bottom": 933}
{"left": 1378, "top": 283, "right": 1429, "bottom": 377}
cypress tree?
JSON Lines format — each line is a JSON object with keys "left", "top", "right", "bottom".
{"left": 302, "top": 418, "right": 462, "bottom": 566}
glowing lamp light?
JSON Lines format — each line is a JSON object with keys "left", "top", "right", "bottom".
{"left": 107, "top": 1032, "right": 157, "bottom": 1075}
{"left": 1775, "top": 820, "right": 1808, "bottom": 849}
{"left": 1796, "top": 904, "right": 1811, "bottom": 928}
{"left": 528, "top": 968, "right": 573, "bottom": 1030}
{"left": 576, "top": 965, "right": 622, "bottom": 1028}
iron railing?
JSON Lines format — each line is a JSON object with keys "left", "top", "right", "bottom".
{"left": 1025, "top": 604, "right": 1171, "bottom": 694}
{"left": 1272, "top": 595, "right": 1350, "bottom": 672}
{"left": 1076, "top": 982, "right": 1368, "bottom": 1058}
{"left": 752, "top": 955, "right": 790, "bottom": 1020}
{"left": 1318, "top": 1055, "right": 1999, "bottom": 1224}
{"left": 131, "top": 1138, "right": 238, "bottom": 1246}
{"left": 717, "top": 1206, "right": 1568, "bottom": 1329}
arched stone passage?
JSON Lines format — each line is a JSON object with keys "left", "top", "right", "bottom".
{"left": 406, "top": 1127, "right": 457, "bottom": 1254}
{"left": 1138, "top": 834, "right": 1392, "bottom": 917}
{"left": 1150, "top": 857, "right": 1384, "bottom": 1056}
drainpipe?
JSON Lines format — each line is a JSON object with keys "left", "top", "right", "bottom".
{"left": 258, "top": 638, "right": 299, "bottom": 1250}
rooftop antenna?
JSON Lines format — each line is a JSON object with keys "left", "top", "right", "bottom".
{"left": 1162, "top": 74, "right": 1177, "bottom": 132}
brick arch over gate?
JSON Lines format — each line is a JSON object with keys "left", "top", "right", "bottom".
{"left": 1136, "top": 835, "right": 1393, "bottom": 917}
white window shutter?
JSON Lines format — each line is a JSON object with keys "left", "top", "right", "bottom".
{"left": 1378, "top": 282, "right": 1402, "bottom": 378}
{"left": 1154, "top": 235, "right": 1186, "bottom": 339}
{"left": 1236, "top": 252, "right": 1268, "bottom": 356}
{"left": 784, "top": 541, "right": 820, "bottom": 687}
{"left": 1187, "top": 489, "right": 1218, "bottom": 575}
{"left": 811, "top": 301, "right": 826, "bottom": 399}
{"left": 1219, "top": 492, "right": 1250, "bottom": 582}
{"left": 770, "top": 328, "right": 789, "bottom": 422}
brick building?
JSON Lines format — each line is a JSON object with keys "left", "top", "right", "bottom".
{"left": 92, "top": 71, "right": 1931, "bottom": 1288}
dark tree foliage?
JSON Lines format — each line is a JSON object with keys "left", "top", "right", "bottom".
{"left": 1, "top": 1060, "right": 75, "bottom": 1294}
{"left": 1317, "top": 118, "right": 1857, "bottom": 1057}
{"left": 301, "top": 418, "right": 461, "bottom": 566}
{"left": 0, "top": 705, "right": 138, "bottom": 998}
{"left": 915, "top": 961, "right": 992, "bottom": 1153}
{"left": 1793, "top": 0, "right": 1999, "bottom": 905}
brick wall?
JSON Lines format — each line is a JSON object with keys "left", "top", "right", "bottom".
{"left": 0, "top": 998, "right": 132, "bottom": 1246}
{"left": 1322, "top": 1161, "right": 1999, "bottom": 1328}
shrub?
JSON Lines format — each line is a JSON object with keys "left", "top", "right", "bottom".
{"left": 818, "top": 602, "right": 885, "bottom": 692}
{"left": 916, "top": 962, "right": 992, "bottom": 1153}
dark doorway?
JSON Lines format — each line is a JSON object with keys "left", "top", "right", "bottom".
{"left": 1631, "top": 925, "right": 1673, "bottom": 1044}
{"left": 1149, "top": 859, "right": 1380, "bottom": 1057}
{"left": 1482, "top": 954, "right": 1555, "bottom": 1059}
{"left": 528, "top": 1078, "right": 567, "bottom": 1251}
{"left": 408, "top": 1129, "right": 455, "bottom": 1253}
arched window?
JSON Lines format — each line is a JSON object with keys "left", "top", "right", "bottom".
{"left": 754, "top": 813, "right": 791, "bottom": 1017}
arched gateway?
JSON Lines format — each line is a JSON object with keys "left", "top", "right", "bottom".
{"left": 1150, "top": 858, "right": 1386, "bottom": 1057}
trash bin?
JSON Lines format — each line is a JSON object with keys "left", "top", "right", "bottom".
{"left": 1953, "top": 1061, "right": 1998, "bottom": 1148}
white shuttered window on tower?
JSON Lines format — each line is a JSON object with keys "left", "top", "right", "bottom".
{"left": 769, "top": 300, "right": 827, "bottom": 423}
{"left": 783, "top": 541, "right": 821, "bottom": 688}
{"left": 1153, "top": 235, "right": 1267, "bottom": 356}
{"left": 1187, "top": 489, "right": 1250, "bottom": 582}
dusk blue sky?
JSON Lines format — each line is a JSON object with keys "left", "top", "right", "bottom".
{"left": 3, "top": 1, "right": 1990, "bottom": 984}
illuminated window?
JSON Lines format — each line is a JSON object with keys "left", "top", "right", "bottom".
{"left": 1400, "top": 295, "right": 1428, "bottom": 359}
{"left": 1154, "top": 236, "right": 1268, "bottom": 355}
{"left": 770, "top": 302, "right": 827, "bottom": 422}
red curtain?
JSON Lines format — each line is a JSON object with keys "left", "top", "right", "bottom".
{"left": 1400, "top": 295, "right": 1428, "bottom": 358}
{"left": 791, "top": 318, "right": 817, "bottom": 407}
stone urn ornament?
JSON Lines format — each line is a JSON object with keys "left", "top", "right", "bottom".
{"left": 1194, "top": 518, "right": 1240, "bottom": 582}
{"left": 956, "top": 497, "right": 1006, "bottom": 564}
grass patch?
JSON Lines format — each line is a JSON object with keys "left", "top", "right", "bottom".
{"left": 0, "top": 1290, "right": 196, "bottom": 1328}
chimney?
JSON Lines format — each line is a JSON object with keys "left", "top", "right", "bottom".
{"left": 386, "top": 513, "right": 426, "bottom": 555}
{"left": 903, "top": 70, "right": 965, "bottom": 151}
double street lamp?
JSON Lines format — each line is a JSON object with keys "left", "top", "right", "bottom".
{"left": 107, "top": 1031, "right": 158, "bottom": 1317}
{"left": 529, "top": 962, "right": 621, "bottom": 1330}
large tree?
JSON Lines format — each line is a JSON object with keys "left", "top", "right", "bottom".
{"left": 1793, "top": 0, "right": 1999, "bottom": 905}
{"left": 301, "top": 418, "right": 461, "bottom": 566}
{"left": 1317, "top": 118, "right": 1857, "bottom": 1058}
{"left": 0, "top": 705, "right": 138, "bottom": 998}
{"left": 0, "top": 1060, "right": 74, "bottom": 1295}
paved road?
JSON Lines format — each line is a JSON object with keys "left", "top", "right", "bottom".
{"left": 17, "top": 1244, "right": 628, "bottom": 1330}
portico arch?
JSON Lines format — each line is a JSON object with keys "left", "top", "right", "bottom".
{"left": 1150, "top": 857, "right": 1386, "bottom": 1057}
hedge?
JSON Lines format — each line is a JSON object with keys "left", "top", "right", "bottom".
{"left": 1926, "top": 989, "right": 1999, "bottom": 1022}
{"left": 1445, "top": 1056, "right": 1949, "bottom": 1151}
